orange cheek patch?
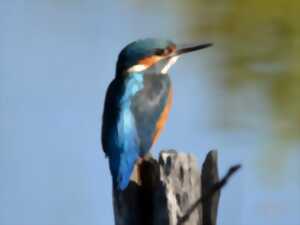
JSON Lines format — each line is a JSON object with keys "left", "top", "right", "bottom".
{"left": 138, "top": 56, "right": 162, "bottom": 67}
{"left": 152, "top": 88, "right": 173, "bottom": 144}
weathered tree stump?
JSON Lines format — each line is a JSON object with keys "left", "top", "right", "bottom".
{"left": 112, "top": 150, "right": 221, "bottom": 225}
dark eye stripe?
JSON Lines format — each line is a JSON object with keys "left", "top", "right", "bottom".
{"left": 154, "top": 45, "right": 176, "bottom": 57}
{"left": 154, "top": 49, "right": 165, "bottom": 56}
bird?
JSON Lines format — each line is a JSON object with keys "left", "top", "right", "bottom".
{"left": 101, "top": 38, "right": 212, "bottom": 190}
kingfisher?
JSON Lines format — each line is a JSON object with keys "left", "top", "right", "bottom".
{"left": 101, "top": 38, "right": 212, "bottom": 190}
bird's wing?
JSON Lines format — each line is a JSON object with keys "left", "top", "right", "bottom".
{"left": 131, "top": 74, "right": 172, "bottom": 155}
{"left": 101, "top": 74, "right": 171, "bottom": 189}
{"left": 101, "top": 77, "right": 144, "bottom": 190}
{"left": 101, "top": 78, "right": 121, "bottom": 156}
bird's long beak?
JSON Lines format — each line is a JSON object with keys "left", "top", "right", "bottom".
{"left": 174, "top": 43, "right": 213, "bottom": 56}
{"left": 160, "top": 43, "right": 212, "bottom": 74}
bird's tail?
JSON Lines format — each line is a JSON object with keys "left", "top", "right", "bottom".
{"left": 109, "top": 152, "right": 138, "bottom": 191}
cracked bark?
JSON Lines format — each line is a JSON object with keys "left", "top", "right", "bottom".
{"left": 113, "top": 150, "right": 221, "bottom": 225}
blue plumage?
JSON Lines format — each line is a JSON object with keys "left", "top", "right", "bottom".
{"left": 101, "top": 38, "right": 212, "bottom": 190}
{"left": 102, "top": 71, "right": 171, "bottom": 190}
{"left": 102, "top": 38, "right": 174, "bottom": 190}
{"left": 102, "top": 73, "right": 145, "bottom": 189}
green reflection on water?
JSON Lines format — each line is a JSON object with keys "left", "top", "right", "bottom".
{"left": 184, "top": 1, "right": 300, "bottom": 178}
{"left": 182, "top": 0, "right": 300, "bottom": 139}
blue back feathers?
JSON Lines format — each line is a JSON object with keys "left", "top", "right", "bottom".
{"left": 102, "top": 73, "right": 145, "bottom": 190}
{"left": 102, "top": 72, "right": 171, "bottom": 190}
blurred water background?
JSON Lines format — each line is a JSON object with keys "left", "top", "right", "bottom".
{"left": 1, "top": 1, "right": 299, "bottom": 225}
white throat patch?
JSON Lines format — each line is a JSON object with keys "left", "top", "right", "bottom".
{"left": 127, "top": 64, "right": 148, "bottom": 73}
{"left": 127, "top": 56, "right": 179, "bottom": 74}
{"left": 161, "top": 56, "right": 179, "bottom": 74}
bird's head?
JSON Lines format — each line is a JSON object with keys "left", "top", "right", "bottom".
{"left": 116, "top": 38, "right": 212, "bottom": 76}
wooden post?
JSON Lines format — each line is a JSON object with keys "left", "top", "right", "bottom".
{"left": 113, "top": 150, "right": 221, "bottom": 225}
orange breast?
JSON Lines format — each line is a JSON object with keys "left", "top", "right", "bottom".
{"left": 152, "top": 88, "right": 173, "bottom": 144}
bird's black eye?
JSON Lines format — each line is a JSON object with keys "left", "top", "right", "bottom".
{"left": 154, "top": 49, "right": 165, "bottom": 56}
{"left": 154, "top": 46, "right": 175, "bottom": 56}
